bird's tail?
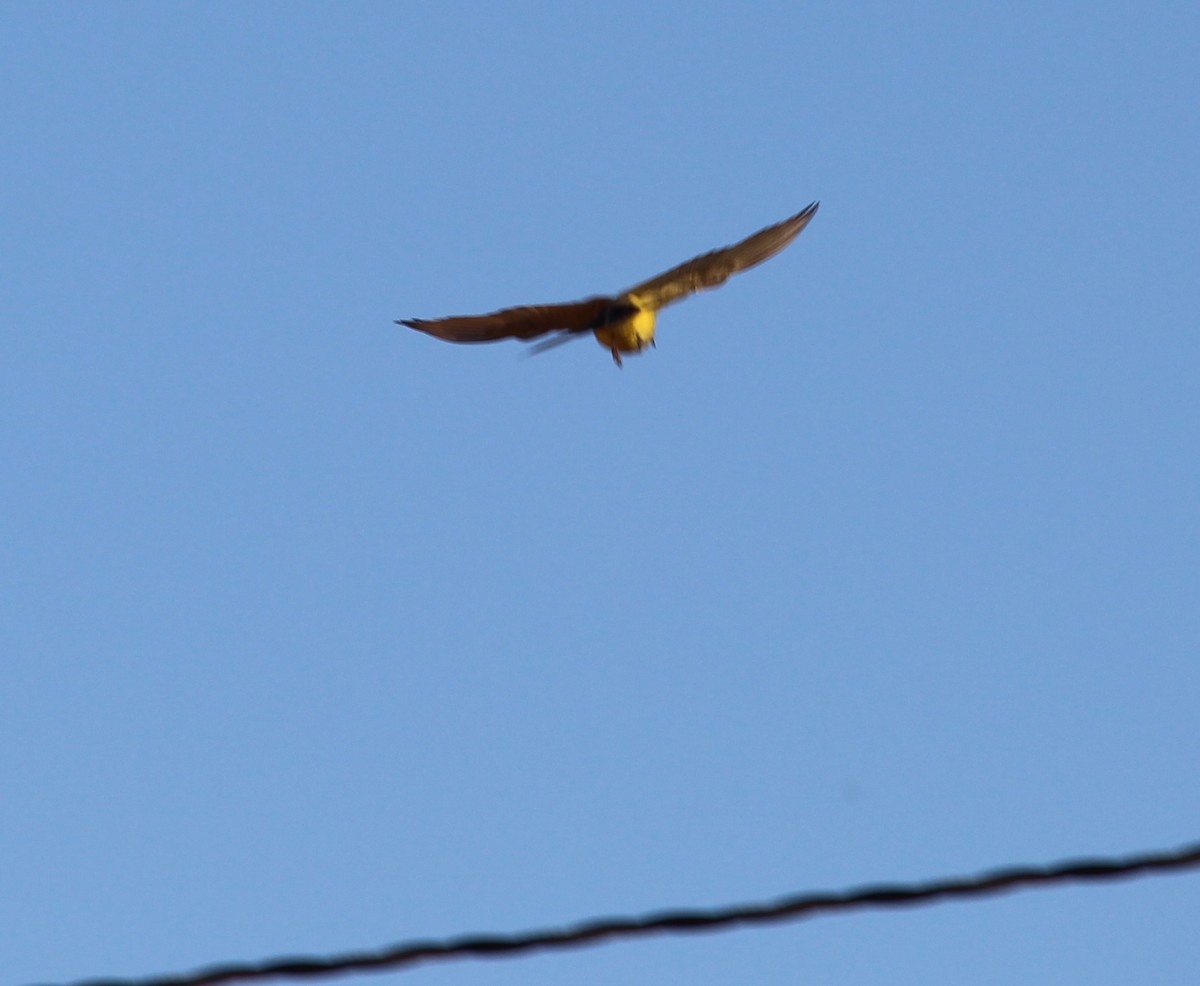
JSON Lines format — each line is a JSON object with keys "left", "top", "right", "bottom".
{"left": 524, "top": 333, "right": 586, "bottom": 358}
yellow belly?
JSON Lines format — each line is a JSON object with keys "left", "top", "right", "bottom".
{"left": 593, "top": 306, "right": 657, "bottom": 355}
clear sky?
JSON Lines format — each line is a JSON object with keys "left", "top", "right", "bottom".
{"left": 3, "top": 3, "right": 1198, "bottom": 985}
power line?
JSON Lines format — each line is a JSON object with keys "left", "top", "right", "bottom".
{"left": 33, "top": 839, "right": 1200, "bottom": 986}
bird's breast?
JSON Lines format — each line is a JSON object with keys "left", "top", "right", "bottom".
{"left": 593, "top": 306, "right": 657, "bottom": 354}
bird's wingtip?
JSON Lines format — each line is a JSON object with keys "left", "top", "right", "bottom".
{"left": 783, "top": 201, "right": 820, "bottom": 231}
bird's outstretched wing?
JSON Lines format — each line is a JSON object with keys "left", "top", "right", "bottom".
{"left": 397, "top": 298, "right": 613, "bottom": 343}
{"left": 623, "top": 202, "right": 819, "bottom": 311}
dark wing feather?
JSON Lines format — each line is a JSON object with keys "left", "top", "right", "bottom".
{"left": 623, "top": 202, "right": 819, "bottom": 311}
{"left": 397, "top": 297, "right": 611, "bottom": 344}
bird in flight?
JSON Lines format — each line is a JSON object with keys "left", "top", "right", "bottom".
{"left": 397, "top": 202, "right": 819, "bottom": 366}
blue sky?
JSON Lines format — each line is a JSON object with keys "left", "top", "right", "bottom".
{"left": 3, "top": 3, "right": 1198, "bottom": 985}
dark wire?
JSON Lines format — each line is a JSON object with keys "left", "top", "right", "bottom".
{"left": 32, "top": 839, "right": 1200, "bottom": 986}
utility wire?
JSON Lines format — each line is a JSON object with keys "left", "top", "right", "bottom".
{"left": 33, "top": 839, "right": 1200, "bottom": 986}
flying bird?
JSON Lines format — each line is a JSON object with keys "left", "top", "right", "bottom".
{"left": 398, "top": 202, "right": 819, "bottom": 366}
